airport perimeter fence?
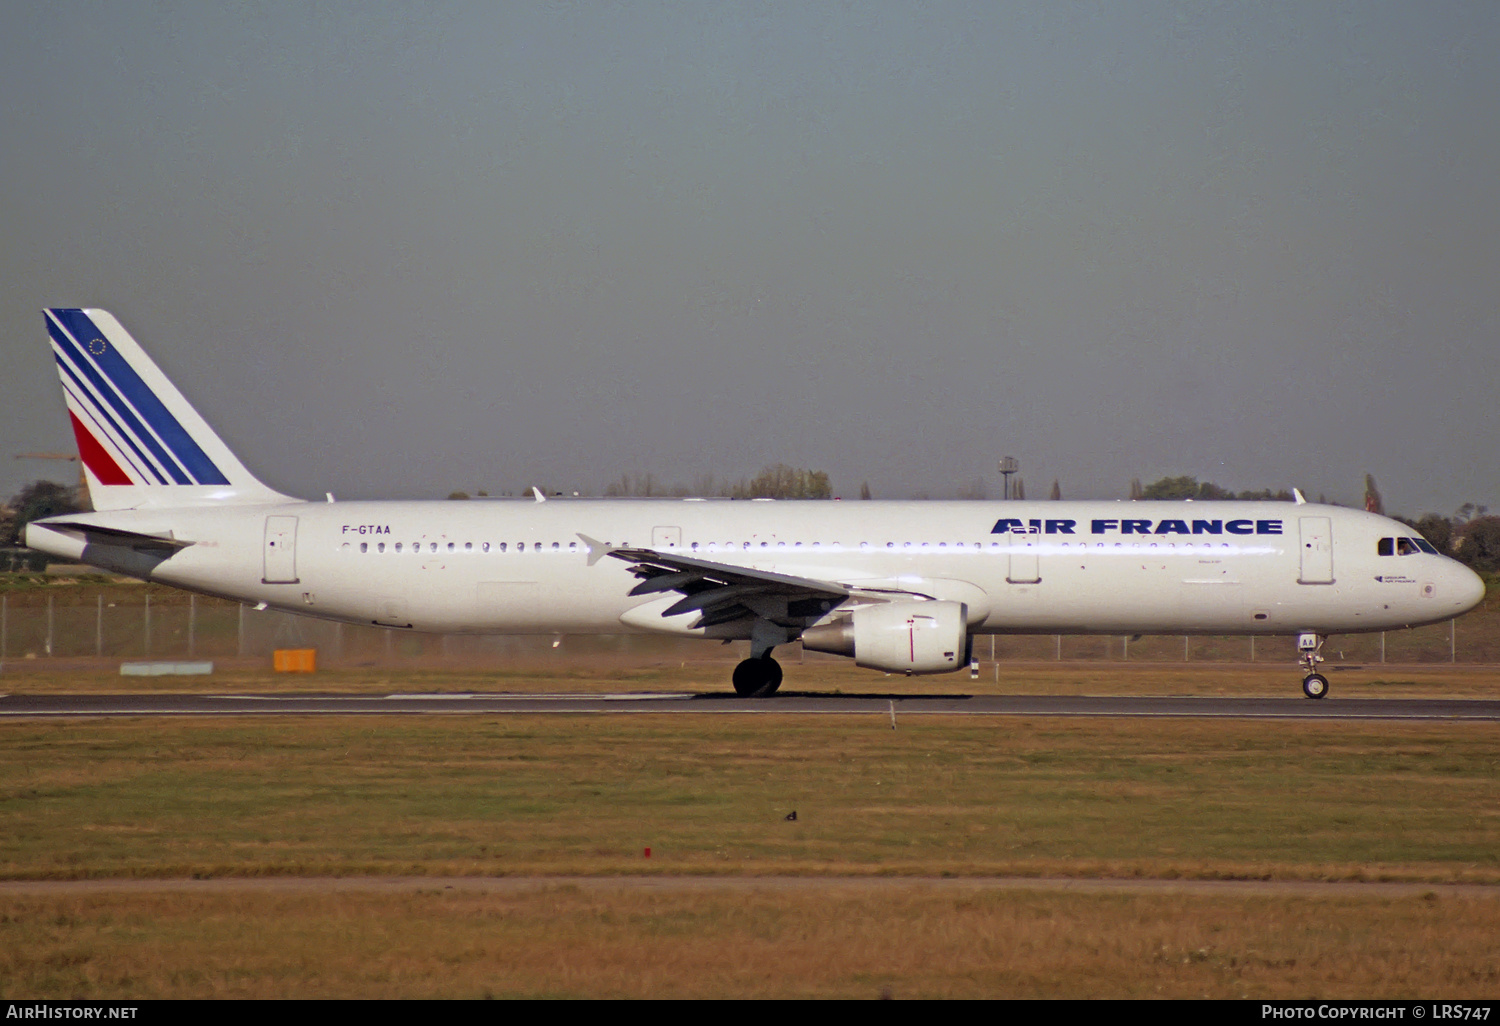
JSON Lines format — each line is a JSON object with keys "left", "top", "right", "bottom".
{"left": 0, "top": 582, "right": 1495, "bottom": 672}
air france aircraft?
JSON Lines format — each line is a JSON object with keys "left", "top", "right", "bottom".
{"left": 26, "top": 309, "right": 1486, "bottom": 698}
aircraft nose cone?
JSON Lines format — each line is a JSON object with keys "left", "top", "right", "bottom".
{"left": 1452, "top": 563, "right": 1487, "bottom": 614}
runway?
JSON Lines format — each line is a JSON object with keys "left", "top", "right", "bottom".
{"left": 4, "top": 691, "right": 1500, "bottom": 720}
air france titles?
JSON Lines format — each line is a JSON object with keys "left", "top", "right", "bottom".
{"left": 991, "top": 518, "right": 1284, "bottom": 536}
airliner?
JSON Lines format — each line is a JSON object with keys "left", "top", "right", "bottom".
{"left": 25, "top": 309, "right": 1486, "bottom": 698}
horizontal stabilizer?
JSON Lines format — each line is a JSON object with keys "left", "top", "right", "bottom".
{"left": 38, "top": 520, "right": 193, "bottom": 552}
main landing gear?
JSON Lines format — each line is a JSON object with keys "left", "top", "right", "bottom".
{"left": 1298, "top": 632, "right": 1329, "bottom": 700}
{"left": 732, "top": 656, "right": 783, "bottom": 696}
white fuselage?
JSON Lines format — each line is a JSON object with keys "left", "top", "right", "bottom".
{"left": 29, "top": 499, "right": 1486, "bottom": 640}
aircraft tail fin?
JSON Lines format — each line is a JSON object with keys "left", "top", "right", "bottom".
{"left": 45, "top": 308, "right": 297, "bottom": 510}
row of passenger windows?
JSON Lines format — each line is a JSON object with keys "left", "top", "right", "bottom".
{"left": 342, "top": 539, "right": 1249, "bottom": 554}
{"left": 1377, "top": 536, "right": 1438, "bottom": 556}
{"left": 345, "top": 540, "right": 580, "bottom": 554}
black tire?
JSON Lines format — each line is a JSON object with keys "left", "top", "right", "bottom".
{"left": 762, "top": 657, "right": 783, "bottom": 695}
{"left": 732, "top": 656, "right": 783, "bottom": 697}
{"left": 1302, "top": 673, "right": 1329, "bottom": 700}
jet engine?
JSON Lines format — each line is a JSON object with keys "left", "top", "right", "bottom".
{"left": 800, "top": 600, "right": 968, "bottom": 675}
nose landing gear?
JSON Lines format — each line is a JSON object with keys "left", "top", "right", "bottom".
{"left": 1298, "top": 632, "right": 1328, "bottom": 699}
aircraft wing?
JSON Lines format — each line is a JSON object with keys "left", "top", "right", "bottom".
{"left": 592, "top": 539, "right": 849, "bottom": 630}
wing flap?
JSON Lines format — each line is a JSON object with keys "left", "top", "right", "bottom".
{"left": 597, "top": 542, "right": 849, "bottom": 630}
{"left": 606, "top": 546, "right": 848, "bottom": 599}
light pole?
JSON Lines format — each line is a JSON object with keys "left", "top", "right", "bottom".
{"left": 998, "top": 457, "right": 1018, "bottom": 500}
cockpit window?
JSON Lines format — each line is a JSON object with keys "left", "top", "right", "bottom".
{"left": 1379, "top": 537, "right": 1435, "bottom": 556}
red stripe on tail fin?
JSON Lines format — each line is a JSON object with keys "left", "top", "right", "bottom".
{"left": 69, "top": 411, "right": 133, "bottom": 486}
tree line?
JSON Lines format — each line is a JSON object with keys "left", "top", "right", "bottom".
{"left": 601, "top": 464, "right": 832, "bottom": 500}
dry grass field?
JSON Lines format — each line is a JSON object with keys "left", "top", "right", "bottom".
{"left": 3, "top": 585, "right": 1499, "bottom": 999}
{"left": 1, "top": 703, "right": 1498, "bottom": 998}
{"left": 4, "top": 883, "right": 1499, "bottom": 998}
{"left": 3, "top": 714, "right": 1498, "bottom": 882}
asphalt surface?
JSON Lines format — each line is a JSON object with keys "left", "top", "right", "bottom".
{"left": 3, "top": 691, "right": 1500, "bottom": 720}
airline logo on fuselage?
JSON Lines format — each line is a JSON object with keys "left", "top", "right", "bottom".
{"left": 992, "top": 518, "right": 1284, "bottom": 536}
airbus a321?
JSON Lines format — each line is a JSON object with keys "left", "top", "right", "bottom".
{"left": 25, "top": 309, "right": 1486, "bottom": 698}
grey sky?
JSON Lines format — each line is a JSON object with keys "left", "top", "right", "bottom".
{"left": 3, "top": 2, "right": 1496, "bottom": 514}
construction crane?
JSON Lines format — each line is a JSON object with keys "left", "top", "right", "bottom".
{"left": 13, "top": 452, "right": 90, "bottom": 509}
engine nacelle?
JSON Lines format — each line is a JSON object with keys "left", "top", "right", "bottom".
{"left": 801, "top": 600, "right": 968, "bottom": 675}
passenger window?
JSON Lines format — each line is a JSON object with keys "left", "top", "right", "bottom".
{"left": 394, "top": 542, "right": 403, "bottom": 553}
{"left": 430, "top": 542, "right": 438, "bottom": 553}
{"left": 464, "top": 542, "right": 472, "bottom": 551}
{"left": 359, "top": 542, "right": 367, "bottom": 553}
{"left": 448, "top": 542, "right": 455, "bottom": 552}
{"left": 482, "top": 542, "right": 490, "bottom": 552}
{"left": 551, "top": 542, "right": 560, "bottom": 550}
{"left": 377, "top": 542, "right": 385, "bottom": 553}
{"left": 1377, "top": 538, "right": 1393, "bottom": 556}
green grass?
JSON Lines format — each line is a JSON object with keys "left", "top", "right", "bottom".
{"left": 2, "top": 716, "right": 1497, "bottom": 882}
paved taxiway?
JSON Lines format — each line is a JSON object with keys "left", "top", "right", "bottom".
{"left": 3, "top": 692, "right": 1500, "bottom": 720}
